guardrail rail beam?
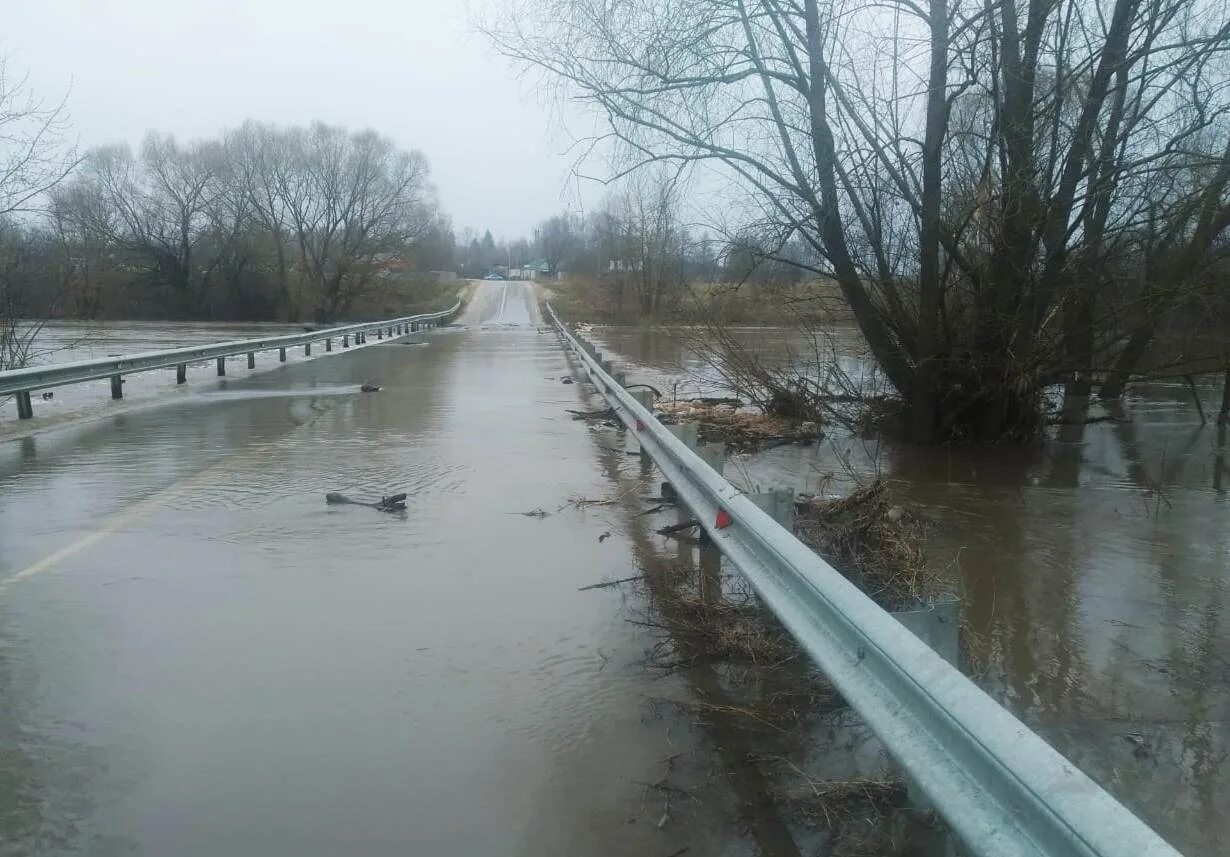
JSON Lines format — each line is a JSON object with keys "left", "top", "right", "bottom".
{"left": 547, "top": 303, "right": 1181, "bottom": 857}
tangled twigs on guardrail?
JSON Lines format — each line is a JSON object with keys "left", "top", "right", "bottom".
{"left": 657, "top": 400, "right": 823, "bottom": 451}
{"left": 795, "top": 481, "right": 937, "bottom": 612}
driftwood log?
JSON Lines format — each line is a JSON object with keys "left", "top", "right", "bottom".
{"left": 326, "top": 492, "right": 407, "bottom": 512}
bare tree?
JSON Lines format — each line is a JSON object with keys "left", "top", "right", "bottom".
{"left": 59, "top": 135, "right": 222, "bottom": 317}
{"left": 598, "top": 169, "right": 689, "bottom": 316}
{"left": 48, "top": 121, "right": 442, "bottom": 322}
{"left": 227, "top": 121, "right": 299, "bottom": 317}
{"left": 0, "top": 57, "right": 80, "bottom": 370}
{"left": 279, "top": 123, "right": 436, "bottom": 321}
{"left": 535, "top": 212, "right": 579, "bottom": 274}
{"left": 490, "top": 0, "right": 1230, "bottom": 441}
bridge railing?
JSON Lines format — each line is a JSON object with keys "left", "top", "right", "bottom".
{"left": 0, "top": 301, "right": 462, "bottom": 419}
{"left": 548, "top": 303, "right": 1181, "bottom": 857}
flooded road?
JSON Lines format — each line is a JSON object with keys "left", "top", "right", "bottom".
{"left": 591, "top": 325, "right": 1230, "bottom": 857}
{"left": 0, "top": 283, "right": 734, "bottom": 856}
{"left": 3, "top": 288, "right": 1223, "bottom": 856}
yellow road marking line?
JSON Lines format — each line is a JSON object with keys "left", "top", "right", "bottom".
{"left": 2, "top": 453, "right": 240, "bottom": 592}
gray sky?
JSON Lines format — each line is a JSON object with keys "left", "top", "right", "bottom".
{"left": 5, "top": 0, "right": 595, "bottom": 240}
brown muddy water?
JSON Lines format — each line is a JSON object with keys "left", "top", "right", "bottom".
{"left": 591, "top": 324, "right": 1230, "bottom": 857}
{"left": 0, "top": 286, "right": 1222, "bottom": 856}
{"left": 0, "top": 283, "right": 794, "bottom": 857}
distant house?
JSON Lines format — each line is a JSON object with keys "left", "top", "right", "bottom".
{"left": 509, "top": 259, "right": 552, "bottom": 280}
{"left": 607, "top": 258, "right": 643, "bottom": 273}
{"left": 370, "top": 253, "right": 413, "bottom": 275}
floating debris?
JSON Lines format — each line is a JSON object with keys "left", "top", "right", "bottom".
{"left": 658, "top": 400, "right": 823, "bottom": 451}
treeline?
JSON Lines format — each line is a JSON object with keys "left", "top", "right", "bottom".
{"left": 459, "top": 169, "right": 806, "bottom": 318}
{"left": 3, "top": 121, "right": 455, "bottom": 323}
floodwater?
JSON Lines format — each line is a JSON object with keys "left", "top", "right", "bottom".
{"left": 3, "top": 289, "right": 1225, "bottom": 856}
{"left": 0, "top": 282, "right": 758, "bottom": 856}
{"left": 591, "top": 325, "right": 1230, "bottom": 857}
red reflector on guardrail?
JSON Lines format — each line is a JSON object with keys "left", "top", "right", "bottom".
{"left": 636, "top": 419, "right": 647, "bottom": 431}
{"left": 715, "top": 509, "right": 732, "bottom": 529}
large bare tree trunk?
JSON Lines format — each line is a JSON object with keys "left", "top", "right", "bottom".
{"left": 910, "top": 0, "right": 950, "bottom": 442}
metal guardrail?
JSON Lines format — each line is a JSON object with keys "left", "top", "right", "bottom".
{"left": 548, "top": 304, "right": 1181, "bottom": 857}
{"left": 0, "top": 301, "right": 462, "bottom": 419}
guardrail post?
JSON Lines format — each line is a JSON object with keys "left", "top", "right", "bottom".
{"left": 15, "top": 391, "right": 33, "bottom": 419}
{"left": 666, "top": 422, "right": 699, "bottom": 450}
{"left": 304, "top": 342, "right": 312, "bottom": 356}
{"left": 216, "top": 357, "right": 226, "bottom": 376}
{"left": 377, "top": 328, "right": 383, "bottom": 340}
{"left": 696, "top": 442, "right": 725, "bottom": 475}
{"left": 748, "top": 488, "right": 794, "bottom": 530}
{"left": 176, "top": 363, "right": 187, "bottom": 383}
{"left": 278, "top": 348, "right": 286, "bottom": 362}
{"left": 699, "top": 542, "right": 723, "bottom": 604}
{"left": 325, "top": 338, "right": 332, "bottom": 352}
{"left": 629, "top": 389, "right": 656, "bottom": 459}
{"left": 247, "top": 352, "right": 256, "bottom": 368}
{"left": 590, "top": 353, "right": 605, "bottom": 389}
{"left": 342, "top": 335, "right": 349, "bottom": 348}
{"left": 893, "top": 594, "right": 961, "bottom": 667}
{"left": 629, "top": 388, "right": 655, "bottom": 410}
{"left": 110, "top": 374, "right": 123, "bottom": 399}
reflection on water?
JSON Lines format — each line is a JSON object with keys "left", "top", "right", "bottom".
{"left": 593, "top": 325, "right": 1230, "bottom": 857}
{"left": 0, "top": 285, "right": 737, "bottom": 856}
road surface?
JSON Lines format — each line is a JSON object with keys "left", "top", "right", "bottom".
{"left": 0, "top": 281, "right": 707, "bottom": 856}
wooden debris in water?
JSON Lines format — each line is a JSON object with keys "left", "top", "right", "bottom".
{"left": 795, "top": 480, "right": 936, "bottom": 611}
{"left": 658, "top": 400, "right": 822, "bottom": 450}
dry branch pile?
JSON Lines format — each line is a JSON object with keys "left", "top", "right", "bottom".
{"left": 795, "top": 481, "right": 934, "bottom": 611}
{"left": 658, "top": 400, "right": 821, "bottom": 450}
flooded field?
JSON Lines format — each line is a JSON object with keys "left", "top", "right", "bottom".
{"left": 590, "top": 324, "right": 1230, "bottom": 857}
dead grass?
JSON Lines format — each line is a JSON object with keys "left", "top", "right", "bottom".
{"left": 795, "top": 480, "right": 936, "bottom": 611}
{"left": 641, "top": 591, "right": 797, "bottom": 667}
{"left": 776, "top": 776, "right": 905, "bottom": 828}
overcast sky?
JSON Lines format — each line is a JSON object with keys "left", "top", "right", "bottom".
{"left": 5, "top": 0, "right": 597, "bottom": 240}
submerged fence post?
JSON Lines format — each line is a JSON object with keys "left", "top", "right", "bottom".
{"left": 304, "top": 342, "right": 311, "bottom": 356}
{"left": 15, "top": 391, "right": 33, "bottom": 419}
{"left": 343, "top": 335, "right": 349, "bottom": 348}
{"left": 216, "top": 357, "right": 226, "bottom": 376}
{"left": 110, "top": 374, "right": 123, "bottom": 399}
{"left": 278, "top": 348, "right": 286, "bottom": 362}
{"left": 176, "top": 363, "right": 187, "bottom": 383}
{"left": 247, "top": 352, "right": 256, "bottom": 368}
{"left": 325, "top": 339, "right": 332, "bottom": 352}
